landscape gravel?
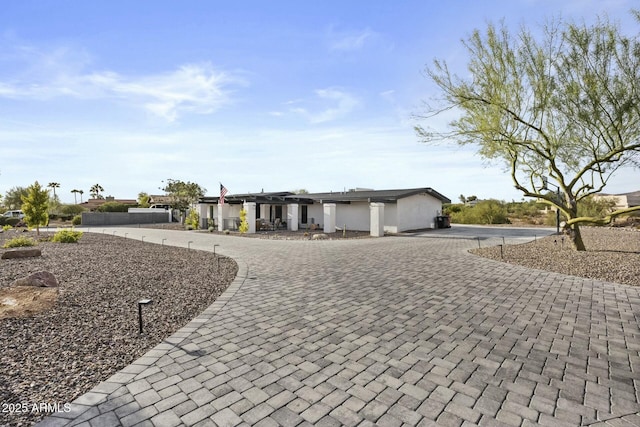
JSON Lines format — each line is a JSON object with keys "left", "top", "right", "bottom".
{"left": 0, "top": 230, "right": 237, "bottom": 427}
{"left": 472, "top": 226, "right": 640, "bottom": 287}
{"left": 0, "top": 225, "right": 638, "bottom": 426}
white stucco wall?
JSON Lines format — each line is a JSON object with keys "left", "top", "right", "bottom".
{"left": 384, "top": 203, "right": 398, "bottom": 233}
{"left": 396, "top": 193, "right": 442, "bottom": 232}
{"left": 306, "top": 204, "right": 324, "bottom": 228}
{"left": 335, "top": 202, "right": 370, "bottom": 231}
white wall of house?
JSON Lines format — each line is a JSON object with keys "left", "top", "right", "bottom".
{"left": 336, "top": 202, "right": 370, "bottom": 231}
{"left": 306, "top": 204, "right": 324, "bottom": 228}
{"left": 397, "top": 193, "right": 441, "bottom": 232}
{"left": 384, "top": 203, "right": 398, "bottom": 233}
{"left": 594, "top": 194, "right": 629, "bottom": 209}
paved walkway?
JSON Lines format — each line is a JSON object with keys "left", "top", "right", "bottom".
{"left": 37, "top": 226, "right": 640, "bottom": 427}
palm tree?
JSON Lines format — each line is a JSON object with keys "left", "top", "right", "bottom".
{"left": 90, "top": 184, "right": 104, "bottom": 199}
{"left": 48, "top": 182, "right": 60, "bottom": 199}
{"left": 78, "top": 189, "right": 84, "bottom": 203}
{"left": 71, "top": 189, "right": 80, "bottom": 204}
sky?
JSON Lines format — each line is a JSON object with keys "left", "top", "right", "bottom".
{"left": 0, "top": 0, "right": 638, "bottom": 204}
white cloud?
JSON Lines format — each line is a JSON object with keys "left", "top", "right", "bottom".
{"left": 83, "top": 64, "right": 237, "bottom": 122}
{"left": 329, "top": 28, "right": 376, "bottom": 51}
{"left": 0, "top": 41, "right": 242, "bottom": 122}
{"left": 291, "top": 88, "right": 359, "bottom": 123}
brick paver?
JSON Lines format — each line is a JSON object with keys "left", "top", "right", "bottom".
{"left": 35, "top": 226, "right": 640, "bottom": 426}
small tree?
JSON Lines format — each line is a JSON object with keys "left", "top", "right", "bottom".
{"left": 416, "top": 14, "right": 640, "bottom": 250}
{"left": 71, "top": 189, "right": 81, "bottom": 204}
{"left": 3, "top": 186, "right": 28, "bottom": 210}
{"left": 161, "top": 179, "right": 206, "bottom": 218}
{"left": 47, "top": 182, "right": 60, "bottom": 199}
{"left": 185, "top": 209, "right": 200, "bottom": 230}
{"left": 239, "top": 209, "right": 249, "bottom": 233}
{"left": 90, "top": 184, "right": 104, "bottom": 199}
{"left": 138, "top": 192, "right": 151, "bottom": 208}
{"left": 21, "top": 181, "right": 49, "bottom": 236}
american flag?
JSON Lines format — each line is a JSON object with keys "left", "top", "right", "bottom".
{"left": 220, "top": 183, "right": 228, "bottom": 205}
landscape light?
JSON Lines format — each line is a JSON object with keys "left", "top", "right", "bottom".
{"left": 137, "top": 298, "right": 153, "bottom": 334}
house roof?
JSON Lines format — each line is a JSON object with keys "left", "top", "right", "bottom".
{"left": 199, "top": 187, "right": 450, "bottom": 205}
{"left": 199, "top": 191, "right": 294, "bottom": 205}
{"left": 296, "top": 188, "right": 451, "bottom": 204}
{"left": 148, "top": 195, "right": 173, "bottom": 204}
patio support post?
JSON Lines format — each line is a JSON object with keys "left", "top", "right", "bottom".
{"left": 323, "top": 203, "right": 336, "bottom": 233}
{"left": 244, "top": 202, "right": 256, "bottom": 234}
{"left": 217, "top": 203, "right": 224, "bottom": 232}
{"left": 288, "top": 204, "right": 299, "bottom": 231}
{"left": 198, "top": 203, "right": 208, "bottom": 230}
{"left": 370, "top": 202, "right": 385, "bottom": 237}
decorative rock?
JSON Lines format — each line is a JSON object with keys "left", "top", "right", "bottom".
{"left": 312, "top": 233, "right": 329, "bottom": 240}
{"left": 11, "top": 271, "right": 58, "bottom": 288}
{"left": 1, "top": 248, "right": 42, "bottom": 259}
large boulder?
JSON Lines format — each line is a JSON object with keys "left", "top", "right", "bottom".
{"left": 11, "top": 271, "right": 58, "bottom": 288}
{"left": 312, "top": 233, "right": 329, "bottom": 240}
{"left": 1, "top": 248, "right": 42, "bottom": 259}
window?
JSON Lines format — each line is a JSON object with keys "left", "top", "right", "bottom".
{"left": 301, "top": 205, "right": 308, "bottom": 224}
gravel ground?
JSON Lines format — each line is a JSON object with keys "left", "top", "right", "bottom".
{"left": 1, "top": 225, "right": 638, "bottom": 425}
{"left": 0, "top": 230, "right": 237, "bottom": 427}
{"left": 472, "top": 226, "right": 640, "bottom": 287}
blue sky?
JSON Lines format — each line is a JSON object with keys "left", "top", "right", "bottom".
{"left": 1, "top": 0, "right": 638, "bottom": 204}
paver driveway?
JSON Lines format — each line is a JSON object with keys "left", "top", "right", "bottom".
{"left": 37, "top": 226, "right": 640, "bottom": 426}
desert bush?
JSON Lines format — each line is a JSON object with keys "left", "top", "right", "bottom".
{"left": 239, "top": 209, "right": 249, "bottom": 233}
{"left": 578, "top": 196, "right": 617, "bottom": 218}
{"left": 3, "top": 236, "right": 37, "bottom": 248}
{"left": 449, "top": 200, "right": 509, "bottom": 224}
{"left": 52, "top": 229, "right": 83, "bottom": 243}
{"left": 474, "top": 200, "right": 509, "bottom": 224}
{"left": 2, "top": 224, "right": 12, "bottom": 231}
{"left": 185, "top": 209, "right": 199, "bottom": 230}
{"left": 72, "top": 215, "right": 82, "bottom": 225}
{"left": 96, "top": 202, "right": 132, "bottom": 212}
{"left": 60, "top": 204, "right": 86, "bottom": 216}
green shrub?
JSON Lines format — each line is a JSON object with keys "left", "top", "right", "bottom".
{"left": 52, "top": 229, "right": 83, "bottom": 243}
{"left": 97, "top": 202, "right": 132, "bottom": 212}
{"left": 185, "top": 209, "right": 199, "bottom": 230}
{"left": 2, "top": 224, "right": 12, "bottom": 231}
{"left": 3, "top": 236, "right": 37, "bottom": 248}
{"left": 238, "top": 209, "right": 249, "bottom": 233}
{"left": 60, "top": 204, "right": 86, "bottom": 216}
{"left": 72, "top": 215, "right": 82, "bottom": 225}
{"left": 578, "top": 195, "right": 616, "bottom": 218}
{"left": 449, "top": 200, "right": 509, "bottom": 224}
